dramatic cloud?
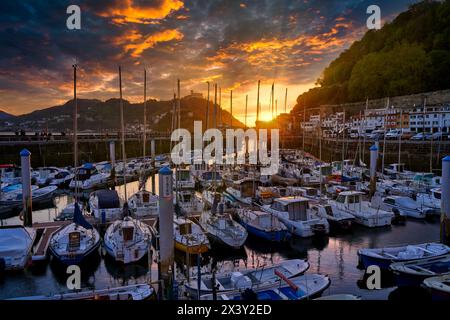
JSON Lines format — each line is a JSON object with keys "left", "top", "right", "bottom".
{"left": 0, "top": 0, "right": 417, "bottom": 124}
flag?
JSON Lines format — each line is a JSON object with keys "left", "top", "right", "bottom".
{"left": 73, "top": 202, "right": 93, "bottom": 229}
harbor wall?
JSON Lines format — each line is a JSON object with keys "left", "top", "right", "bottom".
{"left": 0, "top": 140, "right": 171, "bottom": 167}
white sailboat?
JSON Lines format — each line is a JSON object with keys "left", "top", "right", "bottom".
{"left": 103, "top": 211, "right": 152, "bottom": 264}
{"left": 128, "top": 190, "right": 159, "bottom": 218}
{"left": 49, "top": 203, "right": 100, "bottom": 265}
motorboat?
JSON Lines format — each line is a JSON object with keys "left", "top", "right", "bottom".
{"left": 416, "top": 188, "right": 441, "bottom": 215}
{"left": 104, "top": 213, "right": 152, "bottom": 264}
{"left": 174, "top": 168, "right": 195, "bottom": 189}
{"left": 128, "top": 190, "right": 159, "bottom": 218}
{"left": 225, "top": 177, "right": 260, "bottom": 205}
{"left": 70, "top": 163, "right": 110, "bottom": 190}
{"left": 236, "top": 208, "right": 288, "bottom": 242}
{"left": 311, "top": 203, "right": 354, "bottom": 231}
{"left": 375, "top": 195, "right": 434, "bottom": 219}
{"left": 175, "top": 190, "right": 203, "bottom": 216}
{"left": 89, "top": 189, "right": 123, "bottom": 223}
{"left": 0, "top": 185, "right": 57, "bottom": 206}
{"left": 0, "top": 225, "right": 36, "bottom": 270}
{"left": 262, "top": 197, "right": 329, "bottom": 238}
{"left": 186, "top": 259, "right": 309, "bottom": 296}
{"left": 202, "top": 274, "right": 330, "bottom": 301}
{"left": 11, "top": 284, "right": 156, "bottom": 300}
{"left": 197, "top": 171, "right": 222, "bottom": 188}
{"left": 328, "top": 191, "right": 393, "bottom": 227}
{"left": 358, "top": 242, "right": 450, "bottom": 271}
{"left": 199, "top": 202, "right": 247, "bottom": 249}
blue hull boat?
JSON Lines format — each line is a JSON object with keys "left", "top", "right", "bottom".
{"left": 240, "top": 220, "right": 288, "bottom": 242}
{"left": 237, "top": 209, "right": 289, "bottom": 242}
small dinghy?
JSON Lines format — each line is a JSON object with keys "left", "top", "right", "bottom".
{"left": 49, "top": 203, "right": 100, "bottom": 265}
{"left": 0, "top": 226, "right": 36, "bottom": 270}
{"left": 237, "top": 208, "right": 288, "bottom": 242}
{"left": 103, "top": 205, "right": 152, "bottom": 264}
{"left": 128, "top": 190, "right": 159, "bottom": 218}
{"left": 203, "top": 274, "right": 330, "bottom": 300}
{"left": 390, "top": 254, "right": 450, "bottom": 287}
{"left": 358, "top": 243, "right": 450, "bottom": 270}
{"left": 11, "top": 284, "right": 156, "bottom": 300}
{"left": 422, "top": 275, "right": 450, "bottom": 301}
{"left": 186, "top": 259, "right": 309, "bottom": 296}
{"left": 174, "top": 217, "right": 210, "bottom": 254}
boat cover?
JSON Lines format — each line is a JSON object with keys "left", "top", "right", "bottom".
{"left": 0, "top": 227, "right": 32, "bottom": 257}
{"left": 95, "top": 190, "right": 120, "bottom": 209}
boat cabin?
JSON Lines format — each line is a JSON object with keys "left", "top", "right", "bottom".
{"left": 386, "top": 163, "right": 406, "bottom": 173}
{"left": 76, "top": 163, "right": 98, "bottom": 181}
{"left": 232, "top": 178, "right": 261, "bottom": 198}
{"left": 335, "top": 191, "right": 364, "bottom": 209}
{"left": 288, "top": 187, "right": 318, "bottom": 198}
{"left": 270, "top": 197, "right": 310, "bottom": 221}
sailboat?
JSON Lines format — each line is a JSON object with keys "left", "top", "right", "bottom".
{"left": 103, "top": 66, "right": 152, "bottom": 264}
{"left": 103, "top": 204, "right": 152, "bottom": 264}
{"left": 128, "top": 69, "right": 159, "bottom": 219}
{"left": 173, "top": 217, "right": 210, "bottom": 254}
{"left": 49, "top": 65, "right": 100, "bottom": 265}
{"left": 49, "top": 202, "right": 100, "bottom": 265}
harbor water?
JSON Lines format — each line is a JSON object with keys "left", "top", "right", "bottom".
{"left": 0, "top": 176, "right": 441, "bottom": 300}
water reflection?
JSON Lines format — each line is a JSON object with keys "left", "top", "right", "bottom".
{"left": 0, "top": 175, "right": 443, "bottom": 300}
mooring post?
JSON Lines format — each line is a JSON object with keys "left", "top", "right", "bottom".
{"left": 369, "top": 144, "right": 378, "bottom": 198}
{"left": 158, "top": 166, "right": 174, "bottom": 299}
{"left": 441, "top": 156, "right": 450, "bottom": 245}
{"left": 20, "top": 149, "right": 32, "bottom": 227}
{"left": 109, "top": 140, "right": 116, "bottom": 186}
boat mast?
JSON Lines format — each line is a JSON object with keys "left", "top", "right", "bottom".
{"left": 271, "top": 83, "right": 274, "bottom": 120}
{"left": 256, "top": 80, "right": 260, "bottom": 124}
{"left": 381, "top": 97, "right": 389, "bottom": 174}
{"left": 284, "top": 88, "right": 288, "bottom": 114}
{"left": 362, "top": 97, "right": 368, "bottom": 164}
{"left": 244, "top": 95, "right": 248, "bottom": 130}
{"left": 398, "top": 109, "right": 402, "bottom": 166}
{"left": 119, "top": 66, "right": 128, "bottom": 201}
{"left": 143, "top": 69, "right": 147, "bottom": 158}
{"left": 72, "top": 64, "right": 78, "bottom": 200}
{"left": 219, "top": 86, "right": 222, "bottom": 129}
{"left": 205, "top": 82, "right": 210, "bottom": 130}
{"left": 230, "top": 90, "right": 233, "bottom": 128}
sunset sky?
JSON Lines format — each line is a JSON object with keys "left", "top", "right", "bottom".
{"left": 0, "top": 0, "right": 416, "bottom": 124}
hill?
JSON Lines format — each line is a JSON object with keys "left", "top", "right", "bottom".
{"left": 292, "top": 0, "right": 450, "bottom": 112}
{"left": 1, "top": 96, "right": 244, "bottom": 132}
{"left": 0, "top": 110, "right": 15, "bottom": 120}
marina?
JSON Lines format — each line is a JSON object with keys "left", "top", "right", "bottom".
{"left": 1, "top": 0, "right": 450, "bottom": 306}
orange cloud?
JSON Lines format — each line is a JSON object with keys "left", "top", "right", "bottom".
{"left": 123, "top": 29, "right": 184, "bottom": 57}
{"left": 99, "top": 0, "right": 184, "bottom": 24}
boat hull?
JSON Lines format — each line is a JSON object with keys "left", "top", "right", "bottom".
{"left": 240, "top": 220, "right": 288, "bottom": 242}
{"left": 175, "top": 241, "right": 209, "bottom": 254}
{"left": 50, "top": 240, "right": 100, "bottom": 265}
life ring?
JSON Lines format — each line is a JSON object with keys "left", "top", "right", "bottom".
{"left": 19, "top": 210, "right": 24, "bottom": 221}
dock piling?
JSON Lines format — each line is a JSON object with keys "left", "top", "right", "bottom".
{"left": 158, "top": 166, "right": 174, "bottom": 299}
{"left": 20, "top": 149, "right": 32, "bottom": 227}
{"left": 441, "top": 156, "right": 450, "bottom": 245}
{"left": 369, "top": 145, "right": 378, "bottom": 197}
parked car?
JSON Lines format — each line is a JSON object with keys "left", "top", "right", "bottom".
{"left": 385, "top": 129, "right": 402, "bottom": 139}
{"left": 410, "top": 132, "right": 432, "bottom": 141}
{"left": 368, "top": 130, "right": 384, "bottom": 140}
{"left": 426, "top": 132, "right": 445, "bottom": 140}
